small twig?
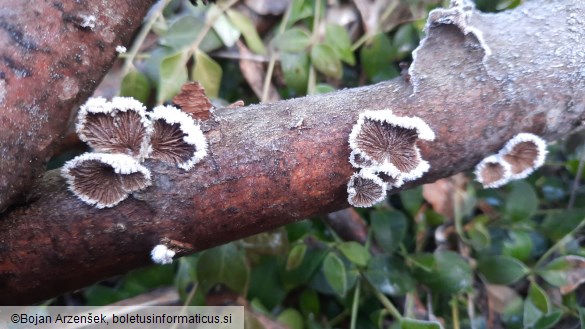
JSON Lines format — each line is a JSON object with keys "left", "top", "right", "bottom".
{"left": 350, "top": 280, "right": 361, "bottom": 329}
{"left": 362, "top": 273, "right": 403, "bottom": 321}
{"left": 121, "top": 0, "right": 170, "bottom": 77}
{"left": 451, "top": 296, "right": 460, "bottom": 329}
{"left": 568, "top": 150, "right": 585, "bottom": 208}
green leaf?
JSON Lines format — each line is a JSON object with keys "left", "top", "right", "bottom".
{"left": 324, "top": 23, "right": 355, "bottom": 65}
{"left": 322, "top": 252, "right": 348, "bottom": 297}
{"left": 273, "top": 28, "right": 311, "bottom": 52}
{"left": 314, "top": 84, "right": 335, "bottom": 94}
{"left": 174, "top": 256, "right": 200, "bottom": 303}
{"left": 400, "top": 318, "right": 443, "bottom": 329}
{"left": 533, "top": 310, "right": 562, "bottom": 329}
{"left": 226, "top": 9, "right": 266, "bottom": 55}
{"left": 365, "top": 255, "right": 415, "bottom": 296}
{"left": 392, "top": 24, "right": 419, "bottom": 61}
{"left": 503, "top": 231, "right": 533, "bottom": 262}
{"left": 337, "top": 241, "right": 371, "bottom": 267}
{"left": 277, "top": 309, "right": 304, "bottom": 329}
{"left": 400, "top": 186, "right": 424, "bottom": 217}
{"left": 300, "top": 289, "right": 320, "bottom": 316}
{"left": 310, "top": 44, "right": 342, "bottom": 79}
{"left": 371, "top": 209, "right": 407, "bottom": 253}
{"left": 196, "top": 243, "right": 249, "bottom": 294}
{"left": 468, "top": 221, "right": 491, "bottom": 251}
{"left": 579, "top": 307, "right": 585, "bottom": 329}
{"left": 208, "top": 5, "right": 240, "bottom": 48}
{"left": 537, "top": 255, "right": 585, "bottom": 290}
{"left": 477, "top": 255, "right": 529, "bottom": 285}
{"left": 157, "top": 52, "right": 187, "bottom": 103}
{"left": 540, "top": 208, "right": 585, "bottom": 241}
{"left": 411, "top": 251, "right": 473, "bottom": 295}
{"left": 524, "top": 282, "right": 550, "bottom": 328}
{"left": 120, "top": 69, "right": 151, "bottom": 104}
{"left": 286, "top": 243, "right": 307, "bottom": 271}
{"left": 281, "top": 243, "right": 327, "bottom": 289}
{"left": 360, "top": 33, "right": 399, "bottom": 83}
{"left": 505, "top": 181, "right": 538, "bottom": 222}
{"left": 160, "top": 16, "right": 223, "bottom": 52}
{"left": 248, "top": 257, "right": 287, "bottom": 309}
{"left": 192, "top": 49, "right": 222, "bottom": 98}
{"left": 281, "top": 52, "right": 309, "bottom": 95}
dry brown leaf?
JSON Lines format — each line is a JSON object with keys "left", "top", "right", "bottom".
{"left": 422, "top": 173, "right": 468, "bottom": 219}
{"left": 558, "top": 255, "right": 585, "bottom": 294}
{"left": 237, "top": 41, "right": 280, "bottom": 103}
{"left": 172, "top": 81, "right": 213, "bottom": 120}
{"left": 227, "top": 100, "right": 245, "bottom": 108}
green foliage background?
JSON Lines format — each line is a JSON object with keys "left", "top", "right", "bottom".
{"left": 51, "top": 0, "right": 585, "bottom": 328}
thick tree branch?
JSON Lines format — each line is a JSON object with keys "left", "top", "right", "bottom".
{"left": 0, "top": 0, "right": 157, "bottom": 213}
{"left": 1, "top": 0, "right": 585, "bottom": 304}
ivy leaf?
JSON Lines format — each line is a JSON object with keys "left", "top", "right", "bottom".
{"left": 226, "top": 9, "right": 266, "bottom": 55}
{"left": 120, "top": 69, "right": 151, "bottom": 104}
{"left": 192, "top": 50, "right": 222, "bottom": 98}
{"left": 366, "top": 255, "right": 414, "bottom": 296}
{"left": 505, "top": 181, "right": 538, "bottom": 222}
{"left": 411, "top": 251, "right": 473, "bottom": 295}
{"left": 336, "top": 241, "right": 371, "bottom": 267}
{"left": 371, "top": 209, "right": 407, "bottom": 253}
{"left": 158, "top": 52, "right": 187, "bottom": 103}
{"left": 311, "top": 44, "right": 342, "bottom": 79}
{"left": 286, "top": 243, "right": 307, "bottom": 271}
{"left": 273, "top": 28, "right": 311, "bottom": 52}
{"left": 280, "top": 52, "right": 309, "bottom": 95}
{"left": 196, "top": 243, "right": 249, "bottom": 293}
{"left": 537, "top": 255, "right": 585, "bottom": 294}
{"left": 477, "top": 255, "right": 529, "bottom": 285}
{"left": 322, "top": 252, "right": 348, "bottom": 297}
{"left": 400, "top": 318, "right": 444, "bottom": 329}
{"left": 324, "top": 23, "right": 355, "bottom": 65}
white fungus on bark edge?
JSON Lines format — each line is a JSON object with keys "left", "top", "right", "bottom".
{"left": 76, "top": 97, "right": 153, "bottom": 159}
{"left": 151, "top": 244, "right": 176, "bottom": 265}
{"left": 148, "top": 105, "right": 208, "bottom": 171}
{"left": 348, "top": 109, "right": 435, "bottom": 181}
{"left": 474, "top": 154, "right": 512, "bottom": 189}
{"left": 347, "top": 170, "right": 387, "bottom": 208}
{"left": 61, "top": 153, "right": 152, "bottom": 209}
{"left": 115, "top": 45, "right": 127, "bottom": 54}
{"left": 499, "top": 133, "right": 547, "bottom": 180}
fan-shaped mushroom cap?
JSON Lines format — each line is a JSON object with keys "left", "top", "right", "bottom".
{"left": 348, "top": 110, "right": 435, "bottom": 180}
{"left": 499, "top": 133, "right": 547, "bottom": 180}
{"left": 61, "top": 153, "right": 151, "bottom": 208}
{"left": 347, "top": 170, "right": 387, "bottom": 208}
{"left": 76, "top": 97, "right": 152, "bottom": 159}
{"left": 474, "top": 154, "right": 512, "bottom": 188}
{"left": 148, "top": 105, "right": 208, "bottom": 170}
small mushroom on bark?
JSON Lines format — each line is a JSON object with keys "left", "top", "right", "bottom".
{"left": 76, "top": 97, "right": 152, "bottom": 159}
{"left": 474, "top": 154, "right": 512, "bottom": 188}
{"left": 348, "top": 109, "right": 435, "bottom": 181}
{"left": 499, "top": 133, "right": 547, "bottom": 180}
{"left": 61, "top": 153, "right": 151, "bottom": 208}
{"left": 151, "top": 244, "right": 176, "bottom": 265}
{"left": 148, "top": 105, "right": 208, "bottom": 170}
{"left": 347, "top": 170, "right": 387, "bottom": 208}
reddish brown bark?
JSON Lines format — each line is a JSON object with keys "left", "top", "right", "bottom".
{"left": 1, "top": 0, "right": 585, "bottom": 304}
{"left": 0, "top": 0, "right": 156, "bottom": 213}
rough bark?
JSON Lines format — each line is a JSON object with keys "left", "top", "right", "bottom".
{"left": 0, "top": 0, "right": 157, "bottom": 213}
{"left": 1, "top": 0, "right": 585, "bottom": 304}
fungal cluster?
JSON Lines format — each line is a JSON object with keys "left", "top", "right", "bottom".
{"left": 347, "top": 110, "right": 435, "bottom": 207}
{"left": 474, "top": 133, "right": 547, "bottom": 188}
{"left": 62, "top": 97, "right": 208, "bottom": 209}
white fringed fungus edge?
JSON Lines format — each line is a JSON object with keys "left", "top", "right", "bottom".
{"left": 149, "top": 105, "right": 208, "bottom": 171}
{"left": 362, "top": 168, "right": 405, "bottom": 190}
{"left": 61, "top": 153, "right": 152, "bottom": 208}
{"left": 76, "top": 97, "right": 153, "bottom": 159}
{"left": 348, "top": 109, "right": 434, "bottom": 182}
{"left": 347, "top": 170, "right": 388, "bottom": 208}
{"left": 474, "top": 154, "right": 512, "bottom": 189}
{"left": 499, "top": 133, "right": 547, "bottom": 180}
{"left": 151, "top": 244, "right": 176, "bottom": 265}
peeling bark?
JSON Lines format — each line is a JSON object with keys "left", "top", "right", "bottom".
{"left": 1, "top": 0, "right": 585, "bottom": 304}
{"left": 0, "top": 0, "right": 157, "bottom": 213}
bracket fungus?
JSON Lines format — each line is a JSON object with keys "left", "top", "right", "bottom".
{"left": 348, "top": 109, "right": 435, "bottom": 181}
{"left": 148, "top": 105, "right": 208, "bottom": 171}
{"left": 76, "top": 97, "right": 152, "bottom": 159}
{"left": 150, "top": 244, "right": 176, "bottom": 265}
{"left": 474, "top": 154, "right": 512, "bottom": 189}
{"left": 61, "top": 153, "right": 151, "bottom": 208}
{"left": 347, "top": 170, "right": 387, "bottom": 208}
{"left": 499, "top": 133, "right": 547, "bottom": 180}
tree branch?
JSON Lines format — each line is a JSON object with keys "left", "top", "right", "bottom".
{"left": 0, "top": 0, "right": 157, "bottom": 213}
{"left": 1, "top": 0, "right": 585, "bottom": 304}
